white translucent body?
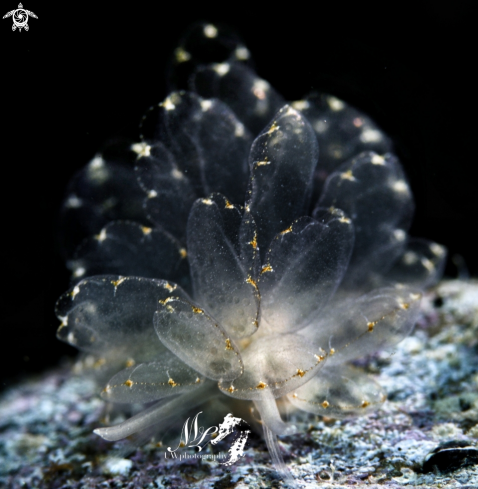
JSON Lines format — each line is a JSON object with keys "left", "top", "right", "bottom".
{"left": 57, "top": 22, "right": 446, "bottom": 482}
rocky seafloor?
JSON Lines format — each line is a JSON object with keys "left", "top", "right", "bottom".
{"left": 1, "top": 280, "right": 477, "bottom": 489}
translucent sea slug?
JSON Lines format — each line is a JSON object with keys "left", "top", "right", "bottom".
{"left": 56, "top": 23, "right": 447, "bottom": 484}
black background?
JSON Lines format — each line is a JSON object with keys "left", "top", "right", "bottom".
{"left": 1, "top": 1, "right": 476, "bottom": 388}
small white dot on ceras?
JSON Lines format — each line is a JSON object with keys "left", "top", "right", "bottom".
{"left": 73, "top": 267, "right": 86, "bottom": 278}
{"left": 95, "top": 228, "right": 108, "bottom": 242}
{"left": 340, "top": 170, "right": 356, "bottom": 181}
{"left": 71, "top": 285, "right": 80, "bottom": 299}
{"left": 200, "top": 100, "right": 213, "bottom": 111}
{"left": 148, "top": 190, "right": 157, "bottom": 198}
{"left": 392, "top": 180, "right": 409, "bottom": 194}
{"left": 162, "top": 97, "right": 176, "bottom": 111}
{"left": 235, "top": 123, "right": 245, "bottom": 137}
{"left": 421, "top": 258, "right": 434, "bottom": 271}
{"left": 171, "top": 168, "right": 184, "bottom": 180}
{"left": 393, "top": 229, "right": 406, "bottom": 242}
{"left": 252, "top": 79, "right": 269, "bottom": 100}
{"left": 89, "top": 155, "right": 104, "bottom": 169}
{"left": 403, "top": 251, "right": 418, "bottom": 265}
{"left": 203, "top": 24, "right": 218, "bottom": 38}
{"left": 360, "top": 128, "right": 383, "bottom": 143}
{"left": 174, "top": 47, "right": 191, "bottom": 62}
{"left": 131, "top": 142, "right": 151, "bottom": 158}
{"left": 213, "top": 63, "right": 230, "bottom": 76}
{"left": 430, "top": 243, "right": 445, "bottom": 256}
{"left": 235, "top": 46, "right": 250, "bottom": 60}
{"left": 66, "top": 195, "right": 82, "bottom": 208}
{"left": 327, "top": 96, "right": 345, "bottom": 111}
{"left": 291, "top": 100, "right": 310, "bottom": 111}
{"left": 371, "top": 154, "right": 385, "bottom": 165}
{"left": 314, "top": 120, "right": 328, "bottom": 133}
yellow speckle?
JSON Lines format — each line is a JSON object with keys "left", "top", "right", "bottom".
{"left": 125, "top": 358, "right": 135, "bottom": 368}
{"left": 179, "top": 441, "right": 185, "bottom": 448}
{"left": 95, "top": 228, "right": 108, "bottom": 242}
{"left": 124, "top": 380, "right": 134, "bottom": 388}
{"left": 192, "top": 306, "right": 204, "bottom": 314}
{"left": 168, "top": 378, "right": 178, "bottom": 387}
{"left": 410, "top": 292, "right": 422, "bottom": 301}
{"left": 321, "top": 400, "right": 330, "bottom": 409}
{"left": 156, "top": 441, "right": 163, "bottom": 448}
{"left": 252, "top": 319, "right": 259, "bottom": 328}
{"left": 339, "top": 216, "right": 351, "bottom": 224}
{"left": 163, "top": 282, "right": 177, "bottom": 292}
{"left": 361, "top": 400, "right": 370, "bottom": 408}
{"left": 111, "top": 277, "right": 126, "bottom": 288}
{"left": 249, "top": 236, "right": 258, "bottom": 251}
{"left": 93, "top": 358, "right": 106, "bottom": 369}
{"left": 166, "top": 305, "right": 174, "bottom": 313}
{"left": 368, "top": 321, "right": 376, "bottom": 332}
{"left": 203, "top": 24, "right": 218, "bottom": 38}
{"left": 196, "top": 377, "right": 201, "bottom": 384}
{"left": 202, "top": 198, "right": 213, "bottom": 205}
{"left": 148, "top": 190, "right": 158, "bottom": 198}
{"left": 280, "top": 225, "right": 293, "bottom": 235}
{"left": 225, "top": 338, "right": 233, "bottom": 350}
{"left": 400, "top": 302, "right": 410, "bottom": 310}
{"left": 296, "top": 369, "right": 305, "bottom": 378}
{"left": 159, "top": 297, "right": 175, "bottom": 305}
{"left": 256, "top": 381, "right": 267, "bottom": 389}
{"left": 141, "top": 226, "right": 152, "bottom": 235}
{"left": 228, "top": 385, "right": 235, "bottom": 393}
{"left": 174, "top": 47, "right": 191, "bottom": 63}
{"left": 340, "top": 170, "right": 355, "bottom": 181}
{"left": 255, "top": 160, "right": 270, "bottom": 167}
{"left": 246, "top": 275, "right": 258, "bottom": 291}
{"left": 179, "top": 248, "right": 187, "bottom": 259}
{"left": 329, "top": 348, "right": 335, "bottom": 355}
{"left": 225, "top": 199, "right": 234, "bottom": 209}
{"left": 315, "top": 354, "right": 325, "bottom": 362}
{"left": 260, "top": 264, "right": 273, "bottom": 274}
{"left": 267, "top": 121, "right": 279, "bottom": 134}
{"left": 70, "top": 285, "right": 80, "bottom": 299}
{"left": 292, "top": 393, "right": 298, "bottom": 398}
{"left": 371, "top": 154, "right": 385, "bottom": 165}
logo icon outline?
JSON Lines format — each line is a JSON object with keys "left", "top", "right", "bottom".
{"left": 3, "top": 3, "right": 37, "bottom": 32}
